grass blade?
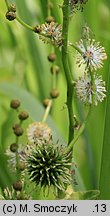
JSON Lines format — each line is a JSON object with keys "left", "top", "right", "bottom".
{"left": 99, "top": 66, "right": 110, "bottom": 199}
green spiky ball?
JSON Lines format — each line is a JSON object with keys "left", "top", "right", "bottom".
{"left": 27, "top": 140, "right": 71, "bottom": 194}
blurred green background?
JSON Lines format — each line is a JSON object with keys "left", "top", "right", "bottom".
{"left": 0, "top": 0, "right": 110, "bottom": 193}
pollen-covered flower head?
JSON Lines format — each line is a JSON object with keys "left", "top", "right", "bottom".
{"left": 35, "top": 22, "right": 62, "bottom": 47}
{"left": 69, "top": 0, "right": 88, "bottom": 14}
{"left": 26, "top": 140, "right": 71, "bottom": 194}
{"left": 6, "top": 144, "right": 27, "bottom": 170}
{"left": 27, "top": 122, "right": 52, "bottom": 143}
{"left": 76, "top": 39, "right": 107, "bottom": 70}
{"left": 75, "top": 73, "right": 106, "bottom": 106}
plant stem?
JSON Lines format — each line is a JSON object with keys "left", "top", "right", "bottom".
{"left": 4, "top": 0, "right": 10, "bottom": 10}
{"left": 15, "top": 120, "right": 23, "bottom": 180}
{"left": 16, "top": 16, "right": 34, "bottom": 31}
{"left": 64, "top": 106, "right": 92, "bottom": 155}
{"left": 62, "top": 0, "right": 74, "bottom": 144}
{"left": 52, "top": 67, "right": 57, "bottom": 89}
{"left": 15, "top": 136, "right": 21, "bottom": 180}
{"left": 42, "top": 100, "right": 52, "bottom": 123}
{"left": 48, "top": 0, "right": 51, "bottom": 17}
{"left": 69, "top": 42, "right": 83, "bottom": 55}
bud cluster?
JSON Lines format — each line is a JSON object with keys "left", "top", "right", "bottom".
{"left": 5, "top": 4, "right": 16, "bottom": 21}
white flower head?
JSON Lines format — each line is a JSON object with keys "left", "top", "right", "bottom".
{"left": 75, "top": 73, "right": 106, "bottom": 106}
{"left": 37, "top": 22, "right": 62, "bottom": 47}
{"left": 27, "top": 122, "right": 52, "bottom": 143}
{"left": 76, "top": 39, "right": 107, "bottom": 71}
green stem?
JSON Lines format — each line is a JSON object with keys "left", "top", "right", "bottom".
{"left": 15, "top": 136, "right": 21, "bottom": 180}
{"left": 88, "top": 66, "right": 95, "bottom": 104}
{"left": 52, "top": 67, "right": 57, "bottom": 89}
{"left": 15, "top": 120, "right": 23, "bottom": 180}
{"left": 48, "top": 0, "right": 51, "bottom": 17}
{"left": 42, "top": 100, "right": 52, "bottom": 123}
{"left": 16, "top": 16, "right": 34, "bottom": 31}
{"left": 4, "top": 0, "right": 10, "bottom": 10}
{"left": 62, "top": 0, "right": 74, "bottom": 144}
{"left": 64, "top": 106, "right": 92, "bottom": 155}
{"left": 69, "top": 42, "right": 83, "bottom": 55}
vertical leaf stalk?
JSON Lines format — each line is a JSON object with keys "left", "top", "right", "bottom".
{"left": 62, "top": 0, "right": 74, "bottom": 143}
{"left": 99, "top": 66, "right": 110, "bottom": 199}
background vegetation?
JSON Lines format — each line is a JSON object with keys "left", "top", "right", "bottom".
{"left": 0, "top": 0, "right": 110, "bottom": 199}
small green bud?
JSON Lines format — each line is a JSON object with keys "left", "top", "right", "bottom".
{"left": 46, "top": 16, "right": 54, "bottom": 23}
{"left": 17, "top": 162, "right": 26, "bottom": 171}
{"left": 51, "top": 65, "right": 60, "bottom": 74}
{"left": 13, "top": 180, "right": 22, "bottom": 191}
{"left": 43, "top": 98, "right": 50, "bottom": 107}
{"left": 16, "top": 194, "right": 30, "bottom": 200}
{"left": 6, "top": 11, "right": 16, "bottom": 21}
{"left": 18, "top": 111, "right": 29, "bottom": 120}
{"left": 12, "top": 124, "right": 23, "bottom": 136}
{"left": 34, "top": 25, "right": 41, "bottom": 33}
{"left": 10, "top": 99, "right": 20, "bottom": 109}
{"left": 50, "top": 89, "right": 59, "bottom": 98}
{"left": 10, "top": 4, "right": 16, "bottom": 12}
{"left": 48, "top": 53, "right": 56, "bottom": 62}
{"left": 48, "top": 2, "right": 53, "bottom": 9}
{"left": 10, "top": 143, "right": 18, "bottom": 152}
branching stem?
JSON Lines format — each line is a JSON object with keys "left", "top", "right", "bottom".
{"left": 42, "top": 100, "right": 52, "bottom": 123}
{"left": 69, "top": 42, "right": 83, "bottom": 55}
{"left": 16, "top": 16, "right": 34, "bottom": 31}
{"left": 64, "top": 105, "right": 92, "bottom": 155}
{"left": 4, "top": 0, "right": 10, "bottom": 10}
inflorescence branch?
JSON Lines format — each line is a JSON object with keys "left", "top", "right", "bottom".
{"left": 4, "top": 0, "right": 107, "bottom": 158}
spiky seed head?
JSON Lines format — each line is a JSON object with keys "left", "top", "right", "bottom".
{"left": 26, "top": 140, "right": 72, "bottom": 194}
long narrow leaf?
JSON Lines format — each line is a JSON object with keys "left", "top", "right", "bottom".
{"left": 99, "top": 66, "right": 110, "bottom": 199}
